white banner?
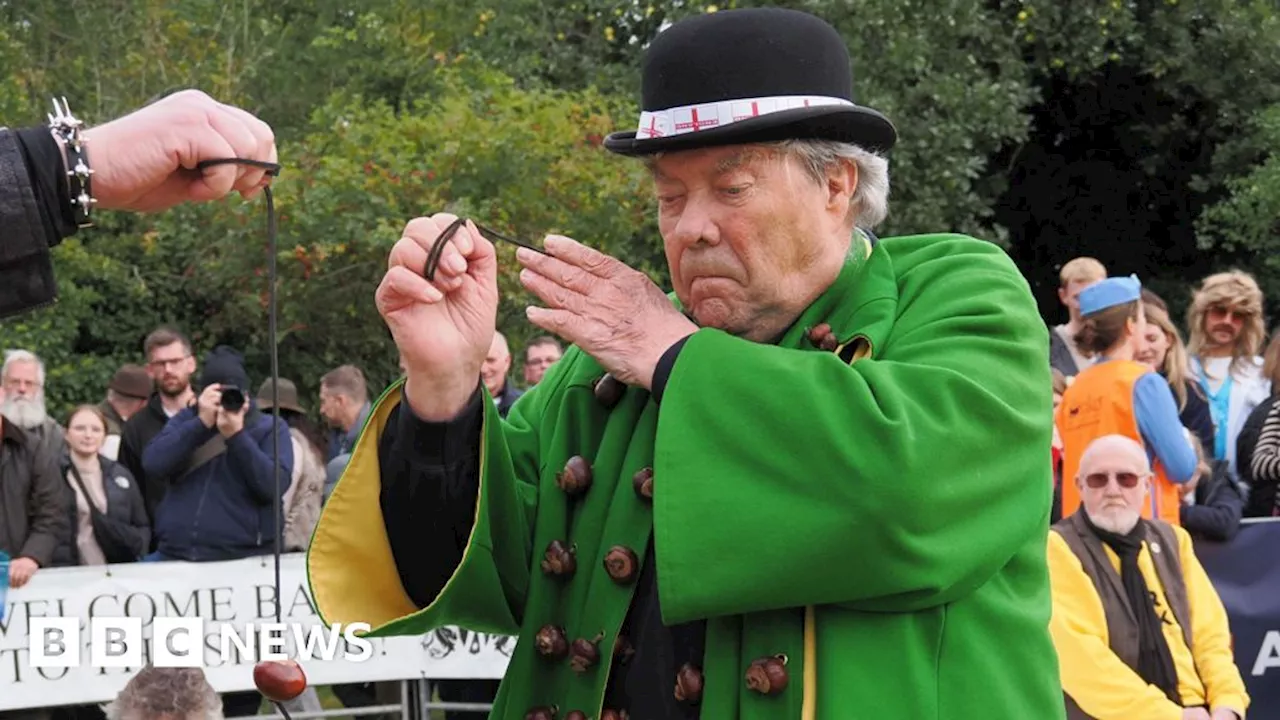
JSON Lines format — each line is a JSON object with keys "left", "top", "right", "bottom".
{"left": 0, "top": 554, "right": 512, "bottom": 711}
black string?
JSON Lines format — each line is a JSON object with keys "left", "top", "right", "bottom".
{"left": 195, "top": 158, "right": 294, "bottom": 720}
{"left": 423, "top": 217, "right": 549, "bottom": 280}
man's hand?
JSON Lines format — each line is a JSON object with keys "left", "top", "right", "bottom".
{"left": 197, "top": 384, "right": 222, "bottom": 428}
{"left": 217, "top": 403, "right": 247, "bottom": 438}
{"left": 80, "top": 90, "right": 277, "bottom": 213}
{"left": 1181, "top": 708, "right": 1211, "bottom": 720}
{"left": 376, "top": 214, "right": 499, "bottom": 420}
{"left": 1210, "top": 708, "right": 1242, "bottom": 720}
{"left": 517, "top": 236, "right": 697, "bottom": 389}
{"left": 8, "top": 557, "right": 38, "bottom": 588}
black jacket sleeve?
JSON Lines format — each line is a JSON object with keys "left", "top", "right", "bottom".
{"left": 378, "top": 387, "right": 485, "bottom": 608}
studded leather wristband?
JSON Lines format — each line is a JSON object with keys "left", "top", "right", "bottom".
{"left": 46, "top": 97, "right": 95, "bottom": 228}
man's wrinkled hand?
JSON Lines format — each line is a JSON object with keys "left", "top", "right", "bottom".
{"left": 9, "top": 557, "right": 38, "bottom": 588}
{"left": 517, "top": 235, "right": 697, "bottom": 389}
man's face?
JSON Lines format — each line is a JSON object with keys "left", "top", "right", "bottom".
{"left": 1058, "top": 278, "right": 1100, "bottom": 317}
{"left": 3, "top": 360, "right": 41, "bottom": 401}
{"left": 147, "top": 341, "right": 194, "bottom": 397}
{"left": 524, "top": 344, "right": 561, "bottom": 386}
{"left": 1202, "top": 302, "right": 1249, "bottom": 348}
{"left": 652, "top": 144, "right": 853, "bottom": 342}
{"left": 1, "top": 360, "right": 47, "bottom": 429}
{"left": 1078, "top": 442, "right": 1150, "bottom": 534}
{"left": 318, "top": 386, "right": 348, "bottom": 428}
{"left": 482, "top": 336, "right": 511, "bottom": 397}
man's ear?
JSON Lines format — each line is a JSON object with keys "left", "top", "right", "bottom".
{"left": 826, "top": 159, "right": 857, "bottom": 214}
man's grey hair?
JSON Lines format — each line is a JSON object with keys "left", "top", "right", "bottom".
{"left": 104, "top": 666, "right": 223, "bottom": 720}
{"left": 2, "top": 349, "right": 45, "bottom": 387}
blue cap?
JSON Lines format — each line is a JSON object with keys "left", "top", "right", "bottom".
{"left": 1078, "top": 274, "right": 1141, "bottom": 316}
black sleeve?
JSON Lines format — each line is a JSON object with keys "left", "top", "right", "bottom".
{"left": 14, "top": 127, "right": 77, "bottom": 245}
{"left": 378, "top": 387, "right": 485, "bottom": 608}
{"left": 651, "top": 335, "right": 692, "bottom": 405}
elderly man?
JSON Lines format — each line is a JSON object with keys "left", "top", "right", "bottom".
{"left": 1, "top": 349, "right": 66, "bottom": 471}
{"left": 104, "top": 666, "right": 224, "bottom": 720}
{"left": 307, "top": 8, "right": 1060, "bottom": 719}
{"left": 481, "top": 331, "right": 523, "bottom": 416}
{"left": 523, "top": 336, "right": 563, "bottom": 387}
{"left": 1048, "top": 434, "right": 1248, "bottom": 719}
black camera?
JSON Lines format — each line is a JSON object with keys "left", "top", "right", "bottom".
{"left": 219, "top": 386, "right": 246, "bottom": 412}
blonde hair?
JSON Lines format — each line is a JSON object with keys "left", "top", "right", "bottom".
{"left": 1263, "top": 331, "right": 1280, "bottom": 393}
{"left": 1060, "top": 257, "right": 1106, "bottom": 287}
{"left": 1187, "top": 270, "right": 1267, "bottom": 366}
{"left": 1143, "top": 301, "right": 1203, "bottom": 411}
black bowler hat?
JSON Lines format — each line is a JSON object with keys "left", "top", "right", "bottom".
{"left": 603, "top": 8, "right": 896, "bottom": 156}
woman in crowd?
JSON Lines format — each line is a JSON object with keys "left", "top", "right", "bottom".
{"left": 52, "top": 405, "right": 150, "bottom": 566}
{"left": 1137, "top": 290, "right": 1216, "bottom": 453}
{"left": 255, "top": 378, "right": 326, "bottom": 551}
{"left": 1056, "top": 275, "right": 1198, "bottom": 525}
{"left": 1237, "top": 331, "right": 1280, "bottom": 516}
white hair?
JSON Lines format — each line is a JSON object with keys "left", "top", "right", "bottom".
{"left": 2, "top": 349, "right": 45, "bottom": 386}
{"left": 103, "top": 666, "right": 224, "bottom": 720}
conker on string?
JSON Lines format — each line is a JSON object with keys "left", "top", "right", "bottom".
{"left": 535, "top": 625, "right": 568, "bottom": 660}
{"left": 603, "top": 545, "right": 639, "bottom": 584}
{"left": 524, "top": 706, "right": 558, "bottom": 720}
{"left": 253, "top": 658, "right": 307, "bottom": 702}
{"left": 632, "top": 467, "right": 653, "bottom": 501}
{"left": 674, "top": 663, "right": 704, "bottom": 703}
{"left": 556, "top": 455, "right": 593, "bottom": 496}
{"left": 745, "top": 655, "right": 789, "bottom": 695}
{"left": 613, "top": 634, "right": 635, "bottom": 664}
{"left": 593, "top": 374, "right": 626, "bottom": 408}
{"left": 541, "top": 540, "right": 577, "bottom": 577}
{"left": 569, "top": 632, "right": 604, "bottom": 673}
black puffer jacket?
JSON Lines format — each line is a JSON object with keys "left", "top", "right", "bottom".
{"left": 50, "top": 455, "right": 151, "bottom": 566}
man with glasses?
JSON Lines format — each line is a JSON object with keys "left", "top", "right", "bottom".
{"left": 1187, "top": 271, "right": 1271, "bottom": 476}
{"left": 1048, "top": 434, "right": 1248, "bottom": 719}
{"left": 119, "top": 325, "right": 197, "bottom": 533}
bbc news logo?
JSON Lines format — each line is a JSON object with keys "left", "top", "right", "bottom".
{"left": 27, "top": 618, "right": 373, "bottom": 668}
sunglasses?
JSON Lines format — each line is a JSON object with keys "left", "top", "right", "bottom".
{"left": 1083, "top": 471, "right": 1143, "bottom": 489}
{"left": 424, "top": 218, "right": 549, "bottom": 281}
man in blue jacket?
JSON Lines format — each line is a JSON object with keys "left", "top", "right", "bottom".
{"left": 141, "top": 345, "right": 293, "bottom": 562}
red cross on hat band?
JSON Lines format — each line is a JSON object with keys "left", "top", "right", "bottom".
{"left": 635, "top": 94, "right": 854, "bottom": 138}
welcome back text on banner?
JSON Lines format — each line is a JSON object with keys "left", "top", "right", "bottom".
{"left": 0, "top": 554, "right": 512, "bottom": 711}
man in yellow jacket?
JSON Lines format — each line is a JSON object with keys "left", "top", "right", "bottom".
{"left": 1048, "top": 434, "right": 1249, "bottom": 719}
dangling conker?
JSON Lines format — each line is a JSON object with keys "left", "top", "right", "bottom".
{"left": 593, "top": 374, "right": 626, "bottom": 409}
{"left": 745, "top": 655, "right": 789, "bottom": 695}
{"left": 568, "top": 632, "right": 604, "bottom": 673}
{"left": 556, "top": 455, "right": 592, "bottom": 496}
{"left": 524, "top": 706, "right": 558, "bottom": 720}
{"left": 253, "top": 658, "right": 308, "bottom": 702}
{"left": 563, "top": 711, "right": 587, "bottom": 720}
{"left": 632, "top": 467, "right": 653, "bottom": 501}
{"left": 674, "top": 663, "right": 704, "bottom": 703}
{"left": 603, "top": 545, "right": 639, "bottom": 584}
{"left": 541, "top": 540, "right": 577, "bottom": 577}
{"left": 535, "top": 625, "right": 568, "bottom": 659}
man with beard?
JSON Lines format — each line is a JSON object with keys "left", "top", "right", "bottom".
{"left": 1, "top": 349, "right": 66, "bottom": 472}
{"left": 1186, "top": 271, "right": 1271, "bottom": 476}
{"left": 119, "top": 326, "right": 197, "bottom": 530}
{"left": 1048, "top": 434, "right": 1247, "bottom": 718}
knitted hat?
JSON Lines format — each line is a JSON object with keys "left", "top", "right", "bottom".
{"left": 198, "top": 345, "right": 251, "bottom": 390}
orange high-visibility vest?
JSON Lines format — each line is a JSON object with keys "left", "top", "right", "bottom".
{"left": 1055, "top": 359, "right": 1183, "bottom": 525}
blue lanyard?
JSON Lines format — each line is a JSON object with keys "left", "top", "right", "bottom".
{"left": 1196, "top": 361, "right": 1233, "bottom": 459}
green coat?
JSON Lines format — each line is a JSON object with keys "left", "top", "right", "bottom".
{"left": 306, "top": 232, "right": 1066, "bottom": 719}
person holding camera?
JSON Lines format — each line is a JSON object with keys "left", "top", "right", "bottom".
{"left": 139, "top": 345, "right": 293, "bottom": 563}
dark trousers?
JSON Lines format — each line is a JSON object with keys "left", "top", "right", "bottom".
{"left": 437, "top": 679, "right": 500, "bottom": 719}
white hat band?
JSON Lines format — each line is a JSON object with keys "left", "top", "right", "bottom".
{"left": 635, "top": 95, "right": 854, "bottom": 139}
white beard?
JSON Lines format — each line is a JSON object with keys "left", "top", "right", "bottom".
{"left": 1091, "top": 507, "right": 1140, "bottom": 535}
{"left": 3, "top": 396, "right": 48, "bottom": 430}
